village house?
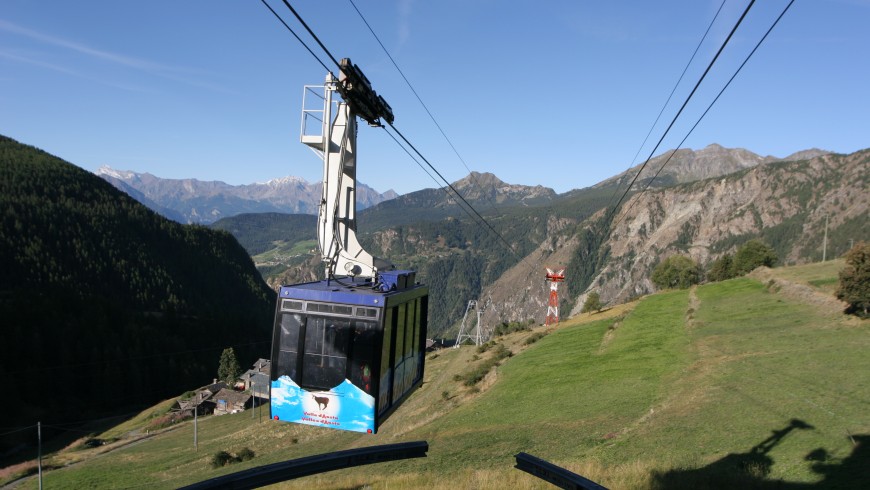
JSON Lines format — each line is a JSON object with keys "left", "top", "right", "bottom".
{"left": 173, "top": 360, "right": 270, "bottom": 418}
{"left": 171, "top": 380, "right": 226, "bottom": 417}
{"left": 213, "top": 388, "right": 252, "bottom": 415}
{"left": 240, "top": 358, "right": 270, "bottom": 400}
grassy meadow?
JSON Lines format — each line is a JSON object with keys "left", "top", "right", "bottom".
{"left": 7, "top": 261, "right": 868, "bottom": 489}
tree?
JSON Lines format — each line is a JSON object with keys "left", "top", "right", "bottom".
{"left": 652, "top": 255, "right": 702, "bottom": 290}
{"left": 836, "top": 242, "right": 870, "bottom": 318}
{"left": 217, "top": 347, "right": 241, "bottom": 384}
{"left": 707, "top": 254, "right": 736, "bottom": 282}
{"left": 581, "top": 291, "right": 604, "bottom": 313}
{"left": 733, "top": 239, "right": 778, "bottom": 275}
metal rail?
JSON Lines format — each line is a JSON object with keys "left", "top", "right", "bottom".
{"left": 514, "top": 452, "right": 608, "bottom": 490}
{"left": 180, "top": 441, "right": 428, "bottom": 490}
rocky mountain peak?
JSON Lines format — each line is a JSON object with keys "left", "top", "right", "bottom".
{"left": 450, "top": 171, "right": 556, "bottom": 204}
{"left": 595, "top": 145, "right": 831, "bottom": 191}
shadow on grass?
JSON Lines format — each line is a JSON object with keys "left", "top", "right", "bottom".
{"left": 651, "top": 419, "right": 869, "bottom": 489}
{"left": 588, "top": 307, "right": 612, "bottom": 315}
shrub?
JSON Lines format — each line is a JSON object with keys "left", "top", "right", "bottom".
{"left": 237, "top": 447, "right": 255, "bottom": 461}
{"left": 210, "top": 448, "right": 255, "bottom": 468}
{"left": 707, "top": 253, "right": 736, "bottom": 282}
{"left": 211, "top": 451, "right": 235, "bottom": 468}
{"left": 733, "top": 239, "right": 777, "bottom": 275}
{"left": 581, "top": 291, "right": 604, "bottom": 313}
{"left": 492, "top": 344, "right": 513, "bottom": 360}
{"left": 652, "top": 255, "right": 702, "bottom": 290}
{"left": 493, "top": 321, "right": 530, "bottom": 337}
{"left": 146, "top": 412, "right": 185, "bottom": 431}
{"left": 455, "top": 343, "right": 513, "bottom": 386}
{"left": 524, "top": 332, "right": 546, "bottom": 345}
{"left": 837, "top": 242, "right": 870, "bottom": 318}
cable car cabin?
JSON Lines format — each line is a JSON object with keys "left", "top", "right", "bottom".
{"left": 270, "top": 271, "right": 428, "bottom": 434}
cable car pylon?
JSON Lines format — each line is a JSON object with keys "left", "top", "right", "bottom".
{"left": 545, "top": 268, "right": 565, "bottom": 326}
{"left": 454, "top": 300, "right": 484, "bottom": 347}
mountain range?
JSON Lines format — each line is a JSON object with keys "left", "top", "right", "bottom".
{"left": 208, "top": 144, "right": 867, "bottom": 337}
{"left": 96, "top": 166, "right": 398, "bottom": 224}
{"left": 595, "top": 144, "right": 831, "bottom": 190}
{"left": 10, "top": 134, "right": 867, "bottom": 343}
{"left": 100, "top": 144, "right": 831, "bottom": 227}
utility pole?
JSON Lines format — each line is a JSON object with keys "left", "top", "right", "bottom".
{"left": 37, "top": 421, "right": 42, "bottom": 490}
{"left": 194, "top": 400, "right": 198, "bottom": 451}
{"left": 822, "top": 215, "right": 828, "bottom": 262}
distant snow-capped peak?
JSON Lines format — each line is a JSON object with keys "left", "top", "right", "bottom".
{"left": 258, "top": 175, "right": 310, "bottom": 186}
{"left": 96, "top": 165, "right": 136, "bottom": 181}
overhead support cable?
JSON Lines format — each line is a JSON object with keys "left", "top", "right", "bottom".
{"left": 604, "top": 0, "right": 729, "bottom": 214}
{"left": 347, "top": 0, "right": 501, "bottom": 215}
{"left": 603, "top": 0, "right": 757, "bottom": 233}
{"left": 258, "top": 0, "right": 333, "bottom": 74}
{"left": 611, "top": 0, "right": 796, "bottom": 231}
{"left": 381, "top": 127, "right": 446, "bottom": 191}
{"left": 261, "top": 0, "right": 548, "bottom": 275}
{"left": 384, "top": 123, "right": 529, "bottom": 266}
{"left": 277, "top": 0, "right": 342, "bottom": 70}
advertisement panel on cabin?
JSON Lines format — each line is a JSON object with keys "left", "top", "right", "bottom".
{"left": 271, "top": 375, "right": 376, "bottom": 433}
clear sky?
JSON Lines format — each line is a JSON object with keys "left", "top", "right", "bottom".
{"left": 1, "top": 1, "right": 868, "bottom": 195}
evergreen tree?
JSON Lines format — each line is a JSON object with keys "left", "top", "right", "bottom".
{"left": 218, "top": 347, "right": 242, "bottom": 384}
{"left": 708, "top": 254, "right": 736, "bottom": 282}
{"left": 734, "top": 239, "right": 778, "bottom": 275}
{"left": 581, "top": 291, "right": 604, "bottom": 313}
{"left": 836, "top": 242, "right": 870, "bottom": 318}
{"left": 652, "top": 255, "right": 702, "bottom": 290}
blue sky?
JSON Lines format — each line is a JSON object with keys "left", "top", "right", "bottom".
{"left": 1, "top": 1, "right": 868, "bottom": 195}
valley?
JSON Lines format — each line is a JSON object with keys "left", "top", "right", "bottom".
{"left": 5, "top": 261, "right": 866, "bottom": 489}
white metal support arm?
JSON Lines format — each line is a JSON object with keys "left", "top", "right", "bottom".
{"left": 301, "top": 75, "right": 391, "bottom": 280}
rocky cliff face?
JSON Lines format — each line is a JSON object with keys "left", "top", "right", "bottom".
{"left": 469, "top": 149, "right": 867, "bottom": 328}
{"left": 572, "top": 149, "right": 869, "bottom": 313}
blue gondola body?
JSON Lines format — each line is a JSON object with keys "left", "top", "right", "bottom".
{"left": 270, "top": 271, "right": 428, "bottom": 434}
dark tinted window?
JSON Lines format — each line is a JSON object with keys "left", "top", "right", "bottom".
{"left": 306, "top": 303, "right": 353, "bottom": 316}
{"left": 276, "top": 350, "right": 297, "bottom": 380}
{"left": 274, "top": 313, "right": 303, "bottom": 381}
{"left": 301, "top": 316, "right": 350, "bottom": 389}
{"left": 279, "top": 313, "right": 302, "bottom": 352}
{"left": 379, "top": 307, "right": 394, "bottom": 413}
{"left": 350, "top": 320, "right": 378, "bottom": 395}
{"left": 281, "top": 300, "right": 303, "bottom": 311}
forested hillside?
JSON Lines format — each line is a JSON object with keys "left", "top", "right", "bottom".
{"left": 359, "top": 186, "right": 614, "bottom": 335}
{"left": 210, "top": 212, "right": 316, "bottom": 256}
{"left": 0, "top": 135, "right": 276, "bottom": 445}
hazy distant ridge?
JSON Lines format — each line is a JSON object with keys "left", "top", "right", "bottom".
{"left": 96, "top": 166, "right": 398, "bottom": 224}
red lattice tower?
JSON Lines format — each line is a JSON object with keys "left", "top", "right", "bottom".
{"left": 545, "top": 268, "right": 566, "bottom": 326}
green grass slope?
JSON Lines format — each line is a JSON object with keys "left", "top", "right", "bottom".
{"left": 11, "top": 264, "right": 868, "bottom": 489}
